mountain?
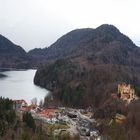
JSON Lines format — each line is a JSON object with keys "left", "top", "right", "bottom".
{"left": 28, "top": 28, "right": 94, "bottom": 59}
{"left": 0, "top": 34, "right": 31, "bottom": 68}
{"left": 34, "top": 24, "right": 140, "bottom": 108}
{"left": 29, "top": 24, "right": 140, "bottom": 66}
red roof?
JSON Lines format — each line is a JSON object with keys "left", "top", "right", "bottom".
{"left": 39, "top": 109, "right": 55, "bottom": 117}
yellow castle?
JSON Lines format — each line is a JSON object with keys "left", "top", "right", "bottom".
{"left": 118, "top": 83, "right": 138, "bottom": 104}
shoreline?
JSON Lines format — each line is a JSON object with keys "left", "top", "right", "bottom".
{"left": 0, "top": 68, "right": 36, "bottom": 71}
{"left": 0, "top": 73, "right": 7, "bottom": 78}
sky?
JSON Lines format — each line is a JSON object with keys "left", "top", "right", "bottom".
{"left": 0, "top": 0, "right": 140, "bottom": 51}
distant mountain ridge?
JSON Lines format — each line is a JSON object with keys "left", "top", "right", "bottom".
{"left": 0, "top": 34, "right": 26, "bottom": 55}
{"left": 0, "top": 34, "right": 31, "bottom": 68}
{"left": 28, "top": 24, "right": 138, "bottom": 64}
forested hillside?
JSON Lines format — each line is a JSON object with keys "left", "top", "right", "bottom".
{"left": 34, "top": 24, "right": 140, "bottom": 107}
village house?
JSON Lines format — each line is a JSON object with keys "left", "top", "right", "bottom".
{"left": 13, "top": 99, "right": 28, "bottom": 110}
{"left": 118, "top": 83, "right": 138, "bottom": 104}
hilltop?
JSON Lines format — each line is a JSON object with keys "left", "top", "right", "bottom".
{"left": 29, "top": 24, "right": 140, "bottom": 67}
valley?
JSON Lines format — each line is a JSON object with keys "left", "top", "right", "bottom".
{"left": 0, "top": 24, "right": 140, "bottom": 140}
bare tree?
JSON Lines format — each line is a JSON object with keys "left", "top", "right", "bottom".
{"left": 39, "top": 99, "right": 43, "bottom": 107}
{"left": 31, "top": 97, "right": 37, "bottom": 105}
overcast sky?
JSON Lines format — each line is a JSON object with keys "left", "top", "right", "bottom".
{"left": 0, "top": 0, "right": 140, "bottom": 51}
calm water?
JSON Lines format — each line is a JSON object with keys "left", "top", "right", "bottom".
{"left": 0, "top": 70, "right": 48, "bottom": 104}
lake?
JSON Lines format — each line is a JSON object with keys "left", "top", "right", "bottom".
{"left": 0, "top": 70, "right": 48, "bottom": 104}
